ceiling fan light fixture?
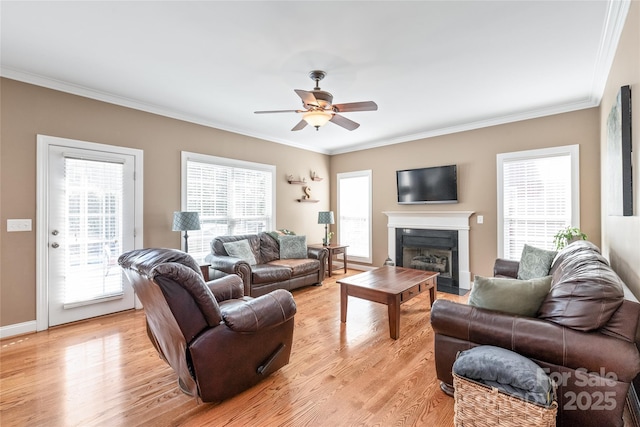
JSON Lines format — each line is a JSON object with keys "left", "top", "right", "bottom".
{"left": 255, "top": 70, "right": 376, "bottom": 132}
{"left": 303, "top": 110, "right": 332, "bottom": 130}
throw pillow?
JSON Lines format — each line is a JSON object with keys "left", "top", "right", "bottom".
{"left": 279, "top": 235, "right": 307, "bottom": 259}
{"left": 468, "top": 275, "right": 553, "bottom": 317}
{"left": 453, "top": 345, "right": 555, "bottom": 407}
{"left": 266, "top": 231, "right": 281, "bottom": 242}
{"left": 267, "top": 229, "right": 296, "bottom": 242}
{"left": 223, "top": 239, "right": 257, "bottom": 265}
{"left": 517, "top": 244, "right": 557, "bottom": 280}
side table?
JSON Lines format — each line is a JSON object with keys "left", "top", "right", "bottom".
{"left": 311, "top": 244, "right": 348, "bottom": 277}
{"left": 199, "top": 264, "right": 210, "bottom": 281}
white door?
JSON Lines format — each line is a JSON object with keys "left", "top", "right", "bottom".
{"left": 45, "top": 142, "right": 138, "bottom": 326}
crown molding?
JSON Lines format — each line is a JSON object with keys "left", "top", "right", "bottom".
{"left": 0, "top": 67, "right": 331, "bottom": 155}
{"left": 588, "top": 0, "right": 632, "bottom": 105}
{"left": 329, "top": 98, "right": 598, "bottom": 155}
{"left": 1, "top": 0, "right": 628, "bottom": 158}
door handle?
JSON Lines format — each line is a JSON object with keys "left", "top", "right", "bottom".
{"left": 51, "top": 242, "right": 60, "bottom": 248}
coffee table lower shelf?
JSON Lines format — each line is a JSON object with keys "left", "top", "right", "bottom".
{"left": 337, "top": 266, "right": 439, "bottom": 340}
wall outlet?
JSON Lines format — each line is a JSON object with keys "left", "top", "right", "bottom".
{"left": 477, "top": 215, "right": 484, "bottom": 224}
{"left": 7, "top": 219, "right": 32, "bottom": 232}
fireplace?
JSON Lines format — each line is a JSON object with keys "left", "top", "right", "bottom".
{"left": 384, "top": 211, "right": 473, "bottom": 294}
{"left": 396, "top": 228, "right": 459, "bottom": 292}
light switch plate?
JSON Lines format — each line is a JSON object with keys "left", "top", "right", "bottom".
{"left": 477, "top": 215, "right": 484, "bottom": 224}
{"left": 7, "top": 219, "right": 32, "bottom": 232}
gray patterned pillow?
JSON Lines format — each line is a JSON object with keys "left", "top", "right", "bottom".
{"left": 279, "top": 235, "right": 307, "bottom": 259}
{"left": 517, "top": 244, "right": 557, "bottom": 280}
{"left": 223, "top": 239, "right": 257, "bottom": 265}
{"left": 453, "top": 345, "right": 555, "bottom": 407}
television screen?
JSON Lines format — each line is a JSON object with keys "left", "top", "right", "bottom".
{"left": 396, "top": 165, "right": 458, "bottom": 204}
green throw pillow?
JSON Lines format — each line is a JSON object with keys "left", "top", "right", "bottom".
{"left": 468, "top": 275, "right": 553, "bottom": 317}
{"left": 223, "top": 239, "right": 257, "bottom": 265}
{"left": 279, "top": 235, "right": 307, "bottom": 259}
{"left": 517, "top": 244, "right": 557, "bottom": 280}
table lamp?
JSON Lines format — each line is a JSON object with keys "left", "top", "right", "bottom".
{"left": 172, "top": 211, "right": 201, "bottom": 253}
{"left": 317, "top": 211, "right": 334, "bottom": 246}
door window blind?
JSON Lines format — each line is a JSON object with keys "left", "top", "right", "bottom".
{"left": 63, "top": 157, "right": 124, "bottom": 306}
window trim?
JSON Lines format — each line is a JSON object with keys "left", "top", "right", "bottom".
{"left": 180, "top": 151, "right": 276, "bottom": 252}
{"left": 337, "top": 169, "right": 373, "bottom": 264}
{"left": 496, "top": 144, "right": 580, "bottom": 258}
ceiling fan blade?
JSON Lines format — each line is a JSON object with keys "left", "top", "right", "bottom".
{"left": 330, "top": 114, "right": 360, "bottom": 131}
{"left": 254, "top": 109, "right": 302, "bottom": 114}
{"left": 332, "top": 101, "right": 378, "bottom": 113}
{"left": 291, "top": 119, "right": 308, "bottom": 131}
{"left": 294, "top": 89, "right": 319, "bottom": 107}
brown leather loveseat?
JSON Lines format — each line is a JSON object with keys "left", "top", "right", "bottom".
{"left": 205, "top": 232, "right": 328, "bottom": 297}
{"left": 431, "top": 241, "right": 640, "bottom": 427}
{"left": 119, "top": 248, "right": 297, "bottom": 402}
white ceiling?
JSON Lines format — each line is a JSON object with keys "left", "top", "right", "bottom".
{"left": 0, "top": 1, "right": 629, "bottom": 154}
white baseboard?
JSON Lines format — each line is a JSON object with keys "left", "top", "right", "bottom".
{"left": 348, "top": 263, "right": 375, "bottom": 271}
{"left": 0, "top": 320, "right": 37, "bottom": 339}
{"left": 342, "top": 262, "right": 376, "bottom": 272}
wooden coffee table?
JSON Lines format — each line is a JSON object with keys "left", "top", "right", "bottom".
{"left": 338, "top": 266, "right": 439, "bottom": 339}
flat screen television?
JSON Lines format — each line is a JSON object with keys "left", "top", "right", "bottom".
{"left": 396, "top": 164, "right": 458, "bottom": 204}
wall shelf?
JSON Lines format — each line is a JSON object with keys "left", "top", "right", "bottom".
{"left": 288, "top": 180, "right": 306, "bottom": 185}
{"left": 297, "top": 199, "right": 319, "bottom": 203}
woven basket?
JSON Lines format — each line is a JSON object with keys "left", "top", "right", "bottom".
{"left": 453, "top": 373, "right": 557, "bottom": 427}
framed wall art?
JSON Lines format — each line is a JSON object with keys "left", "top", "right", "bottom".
{"left": 606, "top": 85, "right": 633, "bottom": 216}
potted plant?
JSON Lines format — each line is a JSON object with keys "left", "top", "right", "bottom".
{"left": 553, "top": 226, "right": 587, "bottom": 250}
{"left": 322, "top": 231, "right": 334, "bottom": 246}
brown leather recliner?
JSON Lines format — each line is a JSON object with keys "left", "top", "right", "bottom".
{"left": 431, "top": 241, "right": 640, "bottom": 427}
{"left": 118, "top": 248, "right": 296, "bottom": 403}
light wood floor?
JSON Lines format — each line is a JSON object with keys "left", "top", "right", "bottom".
{"left": 1, "top": 271, "right": 632, "bottom": 426}
{"left": 1, "top": 270, "right": 465, "bottom": 426}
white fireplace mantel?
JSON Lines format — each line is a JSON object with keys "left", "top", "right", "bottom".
{"left": 383, "top": 211, "right": 474, "bottom": 290}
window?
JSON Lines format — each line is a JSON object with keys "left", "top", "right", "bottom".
{"left": 63, "top": 157, "right": 125, "bottom": 304}
{"left": 497, "top": 145, "right": 579, "bottom": 260}
{"left": 337, "top": 170, "right": 372, "bottom": 263}
{"left": 181, "top": 152, "right": 275, "bottom": 262}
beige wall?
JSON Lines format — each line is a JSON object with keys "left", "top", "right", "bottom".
{"left": 600, "top": 0, "right": 640, "bottom": 299}
{"left": 0, "top": 78, "right": 331, "bottom": 326}
{"left": 0, "top": 47, "right": 612, "bottom": 329}
{"left": 330, "top": 108, "right": 602, "bottom": 277}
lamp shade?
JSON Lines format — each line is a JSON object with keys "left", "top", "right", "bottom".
{"left": 317, "top": 211, "right": 335, "bottom": 225}
{"left": 172, "top": 211, "right": 201, "bottom": 231}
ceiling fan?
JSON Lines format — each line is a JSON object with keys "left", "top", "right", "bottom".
{"left": 254, "top": 70, "right": 378, "bottom": 131}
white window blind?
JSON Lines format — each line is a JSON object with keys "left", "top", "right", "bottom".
{"left": 183, "top": 153, "right": 274, "bottom": 262}
{"left": 63, "top": 157, "right": 124, "bottom": 306}
{"left": 337, "top": 170, "right": 372, "bottom": 263}
{"left": 497, "top": 145, "right": 579, "bottom": 260}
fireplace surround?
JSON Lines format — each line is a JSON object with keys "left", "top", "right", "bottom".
{"left": 396, "top": 228, "right": 459, "bottom": 292}
{"left": 384, "top": 211, "right": 473, "bottom": 293}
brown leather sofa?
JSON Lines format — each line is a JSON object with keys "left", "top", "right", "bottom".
{"left": 118, "top": 248, "right": 297, "bottom": 403}
{"left": 431, "top": 241, "right": 640, "bottom": 427}
{"left": 204, "top": 232, "right": 328, "bottom": 297}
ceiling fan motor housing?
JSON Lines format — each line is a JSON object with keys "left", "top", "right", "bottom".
{"left": 306, "top": 90, "right": 333, "bottom": 109}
